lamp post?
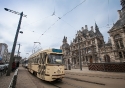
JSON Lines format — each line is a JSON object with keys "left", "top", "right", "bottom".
{"left": 5, "top": 8, "right": 27, "bottom": 76}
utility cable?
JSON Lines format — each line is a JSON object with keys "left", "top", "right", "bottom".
{"left": 60, "top": 0, "right": 86, "bottom": 19}
{"left": 37, "top": 0, "right": 86, "bottom": 40}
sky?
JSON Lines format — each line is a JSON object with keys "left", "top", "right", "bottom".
{"left": 0, "top": 0, "right": 121, "bottom": 58}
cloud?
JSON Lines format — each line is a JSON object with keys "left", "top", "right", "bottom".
{"left": 0, "top": 0, "right": 121, "bottom": 58}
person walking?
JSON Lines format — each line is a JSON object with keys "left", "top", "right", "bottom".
{"left": 16, "top": 61, "right": 20, "bottom": 68}
{"left": 12, "top": 61, "right": 16, "bottom": 72}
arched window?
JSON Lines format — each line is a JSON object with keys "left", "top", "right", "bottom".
{"left": 119, "top": 52, "right": 123, "bottom": 58}
{"left": 114, "top": 34, "right": 124, "bottom": 49}
{"left": 88, "top": 48, "right": 91, "bottom": 53}
{"left": 104, "top": 55, "right": 110, "bottom": 63}
{"left": 114, "top": 34, "right": 121, "bottom": 39}
{"left": 119, "top": 40, "right": 124, "bottom": 48}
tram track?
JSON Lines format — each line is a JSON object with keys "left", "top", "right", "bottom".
{"left": 49, "top": 76, "right": 105, "bottom": 88}
{"left": 66, "top": 72, "right": 125, "bottom": 80}
{"left": 49, "top": 80, "right": 85, "bottom": 88}
{"left": 64, "top": 76, "right": 105, "bottom": 86}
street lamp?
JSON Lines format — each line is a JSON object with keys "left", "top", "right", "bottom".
{"left": 5, "top": 8, "right": 27, "bottom": 76}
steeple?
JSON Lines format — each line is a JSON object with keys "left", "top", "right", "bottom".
{"left": 63, "top": 36, "right": 67, "bottom": 44}
{"left": 95, "top": 23, "right": 102, "bottom": 36}
{"left": 121, "top": 0, "right": 125, "bottom": 12}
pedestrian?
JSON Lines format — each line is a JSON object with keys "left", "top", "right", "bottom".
{"left": 16, "top": 61, "right": 20, "bottom": 68}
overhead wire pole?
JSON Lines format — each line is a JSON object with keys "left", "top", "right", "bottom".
{"left": 4, "top": 8, "right": 27, "bottom": 76}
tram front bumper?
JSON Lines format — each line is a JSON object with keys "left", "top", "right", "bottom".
{"left": 52, "top": 74, "right": 65, "bottom": 79}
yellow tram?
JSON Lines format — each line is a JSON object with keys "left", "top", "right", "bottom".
{"left": 28, "top": 48, "right": 65, "bottom": 81}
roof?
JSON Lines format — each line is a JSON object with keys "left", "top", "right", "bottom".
{"left": 108, "top": 11, "right": 125, "bottom": 32}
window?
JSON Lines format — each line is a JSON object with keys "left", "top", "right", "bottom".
{"left": 123, "top": 52, "right": 125, "bottom": 59}
{"left": 88, "top": 41, "right": 90, "bottom": 45}
{"left": 92, "top": 40, "right": 95, "bottom": 44}
{"left": 48, "top": 54, "right": 63, "bottom": 64}
{"left": 114, "top": 34, "right": 121, "bottom": 39}
{"left": 119, "top": 52, "right": 123, "bottom": 58}
{"left": 86, "top": 56, "right": 88, "bottom": 61}
{"left": 119, "top": 40, "right": 124, "bottom": 48}
{"left": 115, "top": 41, "right": 120, "bottom": 49}
{"left": 88, "top": 48, "right": 91, "bottom": 53}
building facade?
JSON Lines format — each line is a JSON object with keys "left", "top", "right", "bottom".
{"left": 61, "top": 0, "right": 125, "bottom": 69}
{"left": 0, "top": 43, "right": 9, "bottom": 63}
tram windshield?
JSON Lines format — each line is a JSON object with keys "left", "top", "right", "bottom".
{"left": 48, "top": 54, "right": 63, "bottom": 64}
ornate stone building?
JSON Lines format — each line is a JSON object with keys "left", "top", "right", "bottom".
{"left": 61, "top": 0, "right": 125, "bottom": 69}
{"left": 60, "top": 36, "right": 70, "bottom": 69}
{"left": 108, "top": 0, "right": 125, "bottom": 63}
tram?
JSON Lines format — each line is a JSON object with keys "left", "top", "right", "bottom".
{"left": 22, "top": 59, "right": 28, "bottom": 68}
{"left": 28, "top": 48, "right": 65, "bottom": 81}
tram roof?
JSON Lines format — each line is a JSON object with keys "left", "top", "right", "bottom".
{"left": 28, "top": 48, "right": 63, "bottom": 59}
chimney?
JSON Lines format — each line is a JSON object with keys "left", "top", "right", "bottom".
{"left": 117, "top": 10, "right": 122, "bottom": 19}
{"left": 91, "top": 26, "right": 94, "bottom": 32}
{"left": 85, "top": 25, "right": 88, "bottom": 30}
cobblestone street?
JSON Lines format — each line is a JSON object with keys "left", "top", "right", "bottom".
{"left": 3, "top": 66, "right": 124, "bottom": 88}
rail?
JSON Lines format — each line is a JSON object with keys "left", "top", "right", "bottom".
{"left": 8, "top": 69, "right": 19, "bottom": 88}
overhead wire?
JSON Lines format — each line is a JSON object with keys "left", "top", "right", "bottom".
{"left": 37, "top": 0, "right": 86, "bottom": 40}
{"left": 60, "top": 0, "right": 86, "bottom": 19}
{"left": 33, "top": 0, "right": 87, "bottom": 51}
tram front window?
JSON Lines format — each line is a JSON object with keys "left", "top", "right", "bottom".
{"left": 48, "top": 54, "right": 63, "bottom": 64}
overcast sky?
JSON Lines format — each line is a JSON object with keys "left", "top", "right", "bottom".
{"left": 0, "top": 0, "right": 121, "bottom": 58}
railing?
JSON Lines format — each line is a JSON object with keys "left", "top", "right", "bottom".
{"left": 88, "top": 63, "right": 125, "bottom": 72}
{"left": 8, "top": 69, "right": 19, "bottom": 88}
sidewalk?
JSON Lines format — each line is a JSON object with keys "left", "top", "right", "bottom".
{"left": 65, "top": 67, "right": 125, "bottom": 77}
{"left": 16, "top": 66, "right": 37, "bottom": 88}
{"left": 0, "top": 71, "right": 14, "bottom": 88}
